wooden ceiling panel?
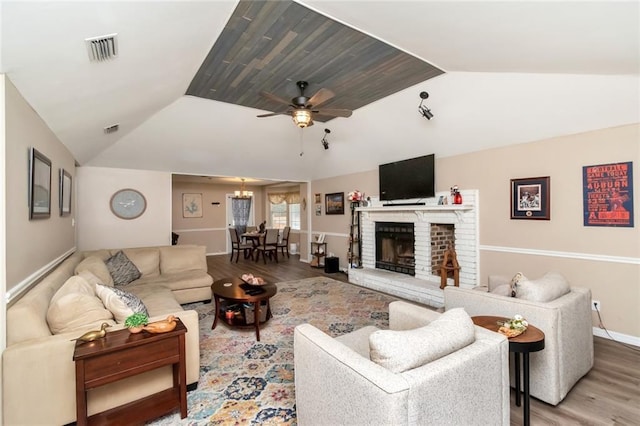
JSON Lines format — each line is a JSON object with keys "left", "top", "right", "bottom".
{"left": 186, "top": 0, "right": 444, "bottom": 122}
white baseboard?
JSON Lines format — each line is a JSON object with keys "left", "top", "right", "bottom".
{"left": 593, "top": 326, "right": 640, "bottom": 347}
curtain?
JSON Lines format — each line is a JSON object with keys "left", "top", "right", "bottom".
{"left": 268, "top": 192, "right": 300, "bottom": 204}
{"left": 231, "top": 197, "right": 252, "bottom": 234}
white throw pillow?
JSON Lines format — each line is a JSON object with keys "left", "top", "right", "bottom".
{"left": 95, "top": 284, "right": 149, "bottom": 323}
{"left": 369, "top": 308, "right": 475, "bottom": 373}
{"left": 515, "top": 272, "right": 571, "bottom": 302}
{"left": 47, "top": 276, "right": 113, "bottom": 334}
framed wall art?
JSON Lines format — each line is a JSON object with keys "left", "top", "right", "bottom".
{"left": 183, "top": 193, "right": 203, "bottom": 218}
{"left": 583, "top": 161, "right": 633, "bottom": 227}
{"left": 29, "top": 147, "right": 52, "bottom": 220}
{"left": 325, "top": 192, "right": 344, "bottom": 215}
{"left": 510, "top": 176, "right": 550, "bottom": 220}
{"left": 314, "top": 193, "right": 321, "bottom": 204}
{"left": 59, "top": 169, "right": 72, "bottom": 216}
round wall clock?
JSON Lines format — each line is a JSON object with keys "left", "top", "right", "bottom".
{"left": 110, "top": 188, "right": 147, "bottom": 220}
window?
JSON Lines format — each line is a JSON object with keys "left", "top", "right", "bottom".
{"left": 269, "top": 201, "right": 300, "bottom": 230}
{"left": 268, "top": 191, "right": 301, "bottom": 230}
{"left": 270, "top": 202, "right": 287, "bottom": 229}
{"left": 289, "top": 203, "right": 300, "bottom": 230}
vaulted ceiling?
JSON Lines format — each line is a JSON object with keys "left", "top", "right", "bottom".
{"left": 2, "top": 1, "right": 639, "bottom": 183}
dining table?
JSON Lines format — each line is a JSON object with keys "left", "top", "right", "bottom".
{"left": 241, "top": 232, "right": 264, "bottom": 254}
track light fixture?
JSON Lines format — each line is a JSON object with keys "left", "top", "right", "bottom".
{"left": 418, "top": 91, "right": 433, "bottom": 120}
{"left": 321, "top": 128, "right": 330, "bottom": 150}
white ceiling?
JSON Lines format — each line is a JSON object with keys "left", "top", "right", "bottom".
{"left": 2, "top": 1, "right": 639, "bottom": 183}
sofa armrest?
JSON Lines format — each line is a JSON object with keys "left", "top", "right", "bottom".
{"left": 2, "top": 309, "right": 200, "bottom": 426}
{"left": 294, "top": 323, "right": 409, "bottom": 425}
{"left": 444, "top": 285, "right": 593, "bottom": 405}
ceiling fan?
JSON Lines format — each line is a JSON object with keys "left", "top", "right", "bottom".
{"left": 257, "top": 81, "right": 352, "bottom": 128}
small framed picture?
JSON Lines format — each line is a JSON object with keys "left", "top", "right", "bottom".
{"left": 314, "top": 193, "right": 321, "bottom": 204}
{"left": 183, "top": 193, "right": 203, "bottom": 218}
{"left": 315, "top": 205, "right": 322, "bottom": 216}
{"left": 59, "top": 168, "right": 72, "bottom": 216}
{"left": 29, "top": 148, "right": 52, "bottom": 220}
{"left": 325, "top": 192, "right": 344, "bottom": 215}
{"left": 510, "top": 176, "right": 550, "bottom": 220}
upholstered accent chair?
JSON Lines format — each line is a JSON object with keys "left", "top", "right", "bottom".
{"left": 444, "top": 274, "right": 594, "bottom": 405}
{"left": 254, "top": 228, "right": 279, "bottom": 264}
{"left": 277, "top": 226, "right": 291, "bottom": 258}
{"left": 228, "top": 227, "right": 253, "bottom": 262}
{"left": 294, "top": 301, "right": 510, "bottom": 426}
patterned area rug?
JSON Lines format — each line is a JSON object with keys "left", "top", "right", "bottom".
{"left": 149, "top": 277, "right": 396, "bottom": 425}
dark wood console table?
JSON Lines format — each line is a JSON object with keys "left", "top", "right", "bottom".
{"left": 73, "top": 318, "right": 188, "bottom": 425}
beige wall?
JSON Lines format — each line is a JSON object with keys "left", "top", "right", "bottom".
{"left": 312, "top": 124, "right": 639, "bottom": 338}
{"left": 311, "top": 169, "right": 378, "bottom": 265}
{"left": 171, "top": 180, "right": 266, "bottom": 254}
{"left": 4, "top": 76, "right": 76, "bottom": 294}
{"left": 171, "top": 180, "right": 307, "bottom": 256}
{"left": 76, "top": 167, "right": 171, "bottom": 251}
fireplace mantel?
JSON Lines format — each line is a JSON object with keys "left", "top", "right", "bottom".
{"left": 357, "top": 205, "right": 472, "bottom": 213}
{"left": 349, "top": 190, "right": 479, "bottom": 308}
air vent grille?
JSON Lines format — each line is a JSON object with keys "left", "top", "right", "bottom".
{"left": 85, "top": 34, "right": 118, "bottom": 62}
{"left": 104, "top": 124, "right": 119, "bottom": 134}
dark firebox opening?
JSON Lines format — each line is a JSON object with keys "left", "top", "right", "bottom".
{"left": 375, "top": 222, "right": 415, "bottom": 276}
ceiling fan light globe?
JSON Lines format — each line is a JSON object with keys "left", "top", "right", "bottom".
{"left": 292, "top": 109, "right": 312, "bottom": 128}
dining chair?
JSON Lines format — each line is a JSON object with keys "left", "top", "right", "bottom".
{"left": 255, "top": 228, "right": 279, "bottom": 264}
{"left": 277, "top": 226, "right": 291, "bottom": 258}
{"left": 229, "top": 227, "right": 254, "bottom": 263}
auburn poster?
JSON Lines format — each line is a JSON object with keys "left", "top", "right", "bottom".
{"left": 583, "top": 161, "right": 634, "bottom": 227}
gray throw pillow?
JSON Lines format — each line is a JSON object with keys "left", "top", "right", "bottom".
{"left": 105, "top": 250, "right": 141, "bottom": 286}
{"left": 515, "top": 272, "right": 571, "bottom": 303}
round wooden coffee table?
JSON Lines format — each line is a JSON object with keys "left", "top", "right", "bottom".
{"left": 472, "top": 315, "right": 545, "bottom": 426}
{"left": 211, "top": 277, "right": 277, "bottom": 341}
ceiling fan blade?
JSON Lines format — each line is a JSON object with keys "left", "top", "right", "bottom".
{"left": 260, "top": 91, "right": 292, "bottom": 106}
{"left": 314, "top": 108, "right": 353, "bottom": 118}
{"left": 307, "top": 88, "right": 335, "bottom": 108}
{"left": 257, "top": 112, "right": 286, "bottom": 118}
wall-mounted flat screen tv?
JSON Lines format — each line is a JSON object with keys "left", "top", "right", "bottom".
{"left": 379, "top": 154, "right": 435, "bottom": 201}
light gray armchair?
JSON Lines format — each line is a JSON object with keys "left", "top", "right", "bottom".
{"left": 294, "top": 301, "right": 510, "bottom": 426}
{"left": 444, "top": 276, "right": 594, "bottom": 406}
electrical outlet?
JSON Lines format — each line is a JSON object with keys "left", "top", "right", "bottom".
{"left": 592, "top": 300, "right": 601, "bottom": 311}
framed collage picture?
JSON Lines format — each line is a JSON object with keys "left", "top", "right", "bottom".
{"left": 510, "top": 176, "right": 550, "bottom": 220}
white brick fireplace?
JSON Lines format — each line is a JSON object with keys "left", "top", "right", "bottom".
{"left": 348, "top": 190, "right": 479, "bottom": 308}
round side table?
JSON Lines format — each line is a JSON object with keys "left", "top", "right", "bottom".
{"left": 472, "top": 315, "right": 545, "bottom": 426}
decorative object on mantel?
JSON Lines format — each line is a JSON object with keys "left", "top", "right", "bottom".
{"left": 124, "top": 312, "right": 149, "bottom": 333}
{"left": 143, "top": 315, "right": 177, "bottom": 334}
{"left": 348, "top": 190, "right": 363, "bottom": 201}
{"left": 450, "top": 185, "right": 463, "bottom": 205}
{"left": 72, "top": 322, "right": 110, "bottom": 343}
{"left": 439, "top": 245, "right": 460, "bottom": 289}
{"left": 497, "top": 314, "right": 528, "bottom": 338}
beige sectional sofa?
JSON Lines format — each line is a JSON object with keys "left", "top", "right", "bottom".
{"left": 3, "top": 245, "right": 213, "bottom": 426}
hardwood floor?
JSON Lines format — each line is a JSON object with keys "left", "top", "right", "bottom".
{"left": 206, "top": 253, "right": 640, "bottom": 426}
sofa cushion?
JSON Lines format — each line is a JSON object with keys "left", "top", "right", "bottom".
{"left": 490, "top": 284, "right": 513, "bottom": 296}
{"left": 515, "top": 272, "right": 571, "bottom": 302}
{"left": 75, "top": 256, "right": 114, "bottom": 286}
{"left": 47, "top": 276, "right": 113, "bottom": 334}
{"left": 122, "top": 248, "right": 160, "bottom": 278}
{"left": 95, "top": 284, "right": 149, "bottom": 323}
{"left": 127, "top": 284, "right": 183, "bottom": 317}
{"left": 105, "top": 250, "right": 142, "bottom": 286}
{"left": 160, "top": 245, "right": 207, "bottom": 274}
{"left": 132, "top": 270, "right": 213, "bottom": 291}
{"left": 369, "top": 308, "right": 475, "bottom": 373}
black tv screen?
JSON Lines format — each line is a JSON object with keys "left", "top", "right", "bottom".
{"left": 379, "top": 154, "right": 435, "bottom": 201}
